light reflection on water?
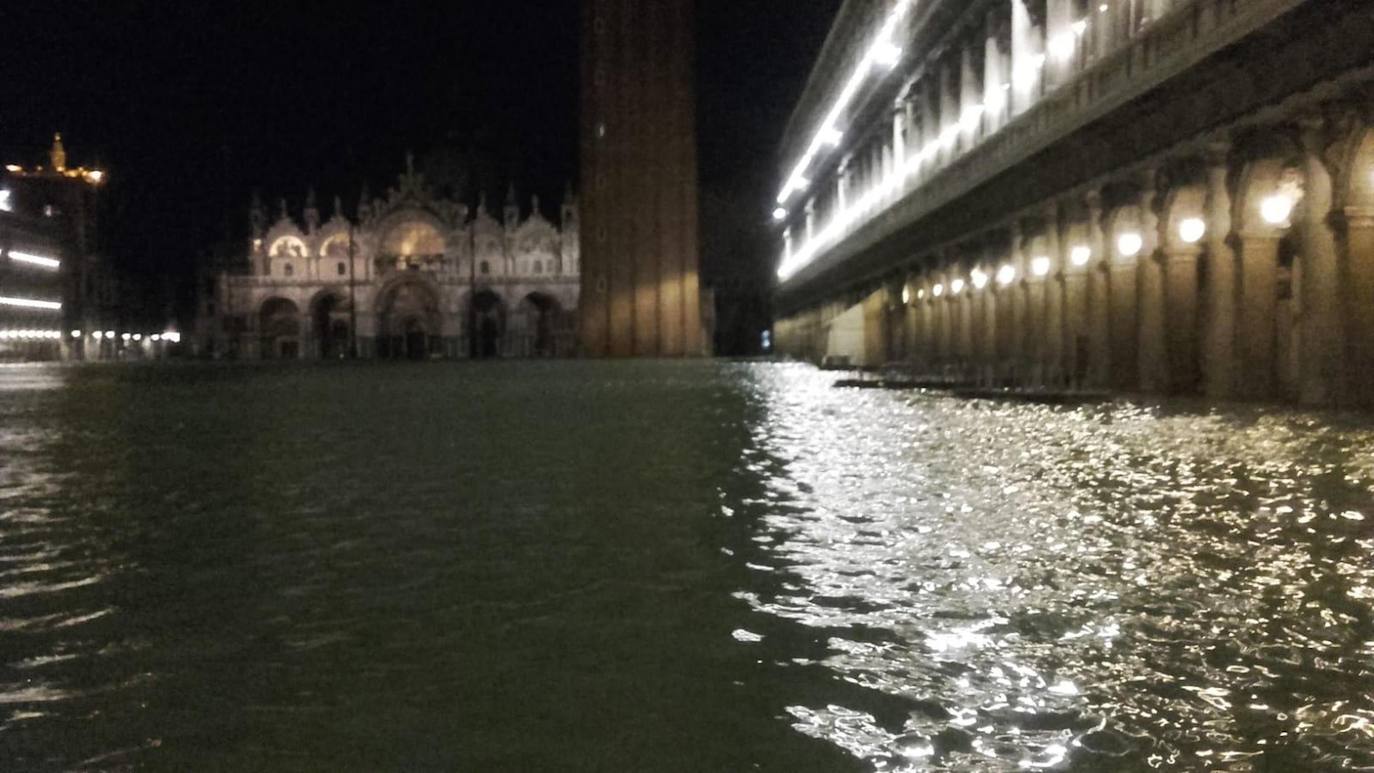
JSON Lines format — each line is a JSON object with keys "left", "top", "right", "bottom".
{"left": 739, "top": 364, "right": 1374, "bottom": 770}
{"left": 0, "top": 361, "right": 1371, "bottom": 770}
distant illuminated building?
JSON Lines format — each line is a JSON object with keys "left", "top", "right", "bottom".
{"left": 197, "top": 157, "right": 580, "bottom": 360}
{"left": 0, "top": 134, "right": 154, "bottom": 360}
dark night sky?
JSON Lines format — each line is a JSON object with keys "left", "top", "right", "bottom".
{"left": 0, "top": 0, "right": 839, "bottom": 304}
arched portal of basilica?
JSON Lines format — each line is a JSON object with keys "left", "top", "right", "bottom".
{"left": 195, "top": 157, "right": 579, "bottom": 360}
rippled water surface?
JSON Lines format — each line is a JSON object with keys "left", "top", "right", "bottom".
{"left": 1, "top": 361, "right": 1373, "bottom": 771}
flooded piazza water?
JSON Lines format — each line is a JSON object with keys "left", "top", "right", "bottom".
{"left": 1, "top": 360, "right": 1372, "bottom": 771}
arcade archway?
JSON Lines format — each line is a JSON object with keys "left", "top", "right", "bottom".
{"left": 259, "top": 298, "right": 302, "bottom": 360}
{"left": 517, "top": 292, "right": 563, "bottom": 357}
{"left": 377, "top": 280, "right": 442, "bottom": 360}
{"left": 468, "top": 290, "right": 506, "bottom": 359}
{"left": 311, "top": 293, "right": 351, "bottom": 359}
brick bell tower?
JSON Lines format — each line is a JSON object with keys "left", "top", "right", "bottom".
{"left": 579, "top": 0, "right": 705, "bottom": 357}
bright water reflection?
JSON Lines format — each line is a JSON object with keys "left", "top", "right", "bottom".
{"left": 0, "top": 362, "right": 1372, "bottom": 770}
{"left": 740, "top": 365, "right": 1374, "bottom": 770}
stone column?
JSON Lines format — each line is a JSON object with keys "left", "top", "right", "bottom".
{"left": 1108, "top": 213, "right": 1140, "bottom": 391}
{"left": 837, "top": 161, "right": 850, "bottom": 213}
{"left": 1025, "top": 256, "right": 1047, "bottom": 387}
{"left": 984, "top": 12, "right": 1008, "bottom": 134}
{"left": 1137, "top": 176, "right": 1166, "bottom": 393}
{"left": 938, "top": 277, "right": 953, "bottom": 363}
{"left": 960, "top": 43, "right": 982, "bottom": 152}
{"left": 1163, "top": 242, "right": 1202, "bottom": 394}
{"left": 1009, "top": 224, "right": 1029, "bottom": 381}
{"left": 1086, "top": 190, "right": 1111, "bottom": 388}
{"left": 1236, "top": 232, "right": 1279, "bottom": 400}
{"left": 1010, "top": 0, "right": 1037, "bottom": 116}
{"left": 892, "top": 102, "right": 907, "bottom": 181}
{"left": 981, "top": 264, "right": 998, "bottom": 384}
{"left": 1202, "top": 143, "right": 1237, "bottom": 399}
{"left": 1296, "top": 118, "right": 1344, "bottom": 406}
{"left": 957, "top": 280, "right": 974, "bottom": 366}
{"left": 1045, "top": 0, "right": 1074, "bottom": 87}
{"left": 1345, "top": 207, "right": 1374, "bottom": 408}
{"left": 1043, "top": 205, "right": 1065, "bottom": 383}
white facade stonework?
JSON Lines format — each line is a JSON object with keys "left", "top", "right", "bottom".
{"left": 197, "top": 158, "right": 579, "bottom": 360}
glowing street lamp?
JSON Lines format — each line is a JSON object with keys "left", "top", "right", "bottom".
{"left": 1261, "top": 194, "right": 1294, "bottom": 226}
{"left": 1117, "top": 232, "right": 1143, "bottom": 258}
{"left": 1178, "top": 217, "right": 1206, "bottom": 244}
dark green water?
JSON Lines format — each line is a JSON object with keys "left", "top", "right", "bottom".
{"left": 1, "top": 361, "right": 1372, "bottom": 771}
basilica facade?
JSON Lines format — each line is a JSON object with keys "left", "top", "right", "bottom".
{"left": 196, "top": 158, "right": 579, "bottom": 360}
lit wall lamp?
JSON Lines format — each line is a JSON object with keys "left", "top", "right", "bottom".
{"left": 901, "top": 286, "right": 911, "bottom": 305}
{"left": 69, "top": 330, "right": 81, "bottom": 339}
{"left": 950, "top": 278, "right": 965, "bottom": 295}
{"left": 996, "top": 264, "right": 1017, "bottom": 286}
{"left": 932, "top": 283, "right": 945, "bottom": 298}
{"left": 1031, "top": 256, "right": 1052, "bottom": 277}
{"left": 1070, "top": 246, "right": 1092, "bottom": 266}
{"left": 1117, "top": 232, "right": 1143, "bottom": 258}
{"left": 1260, "top": 194, "right": 1294, "bottom": 226}
{"left": 1178, "top": 217, "right": 1207, "bottom": 244}
{"left": 971, "top": 268, "right": 990, "bottom": 289}
{"left": 772, "top": 207, "right": 787, "bottom": 222}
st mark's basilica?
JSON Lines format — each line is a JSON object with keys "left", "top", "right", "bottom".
{"left": 196, "top": 157, "right": 579, "bottom": 360}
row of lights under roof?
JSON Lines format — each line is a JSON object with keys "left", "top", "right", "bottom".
{"left": 774, "top": 0, "right": 1115, "bottom": 220}
{"left": 896, "top": 216, "right": 1217, "bottom": 303}
{"left": 775, "top": 0, "right": 914, "bottom": 209}
{"left": 0, "top": 330, "right": 182, "bottom": 343}
{"left": 775, "top": 1, "right": 1189, "bottom": 279}
{"left": 3, "top": 164, "right": 104, "bottom": 186}
{"left": 77, "top": 330, "right": 182, "bottom": 343}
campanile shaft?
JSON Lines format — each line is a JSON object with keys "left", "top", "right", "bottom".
{"left": 579, "top": 0, "right": 703, "bottom": 357}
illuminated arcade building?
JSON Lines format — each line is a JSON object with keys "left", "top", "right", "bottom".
{"left": 772, "top": 0, "right": 1374, "bottom": 408}
{"left": 0, "top": 205, "right": 65, "bottom": 360}
{"left": 198, "top": 157, "right": 580, "bottom": 360}
{"left": 1, "top": 134, "right": 158, "bottom": 360}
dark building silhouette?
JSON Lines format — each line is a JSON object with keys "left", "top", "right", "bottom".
{"left": 579, "top": 0, "right": 706, "bottom": 357}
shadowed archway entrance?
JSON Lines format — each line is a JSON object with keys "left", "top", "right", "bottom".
{"left": 517, "top": 292, "right": 564, "bottom": 357}
{"left": 311, "top": 293, "right": 351, "bottom": 359}
{"left": 468, "top": 290, "right": 506, "bottom": 359}
{"left": 377, "top": 279, "right": 442, "bottom": 360}
{"left": 259, "top": 298, "right": 302, "bottom": 360}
